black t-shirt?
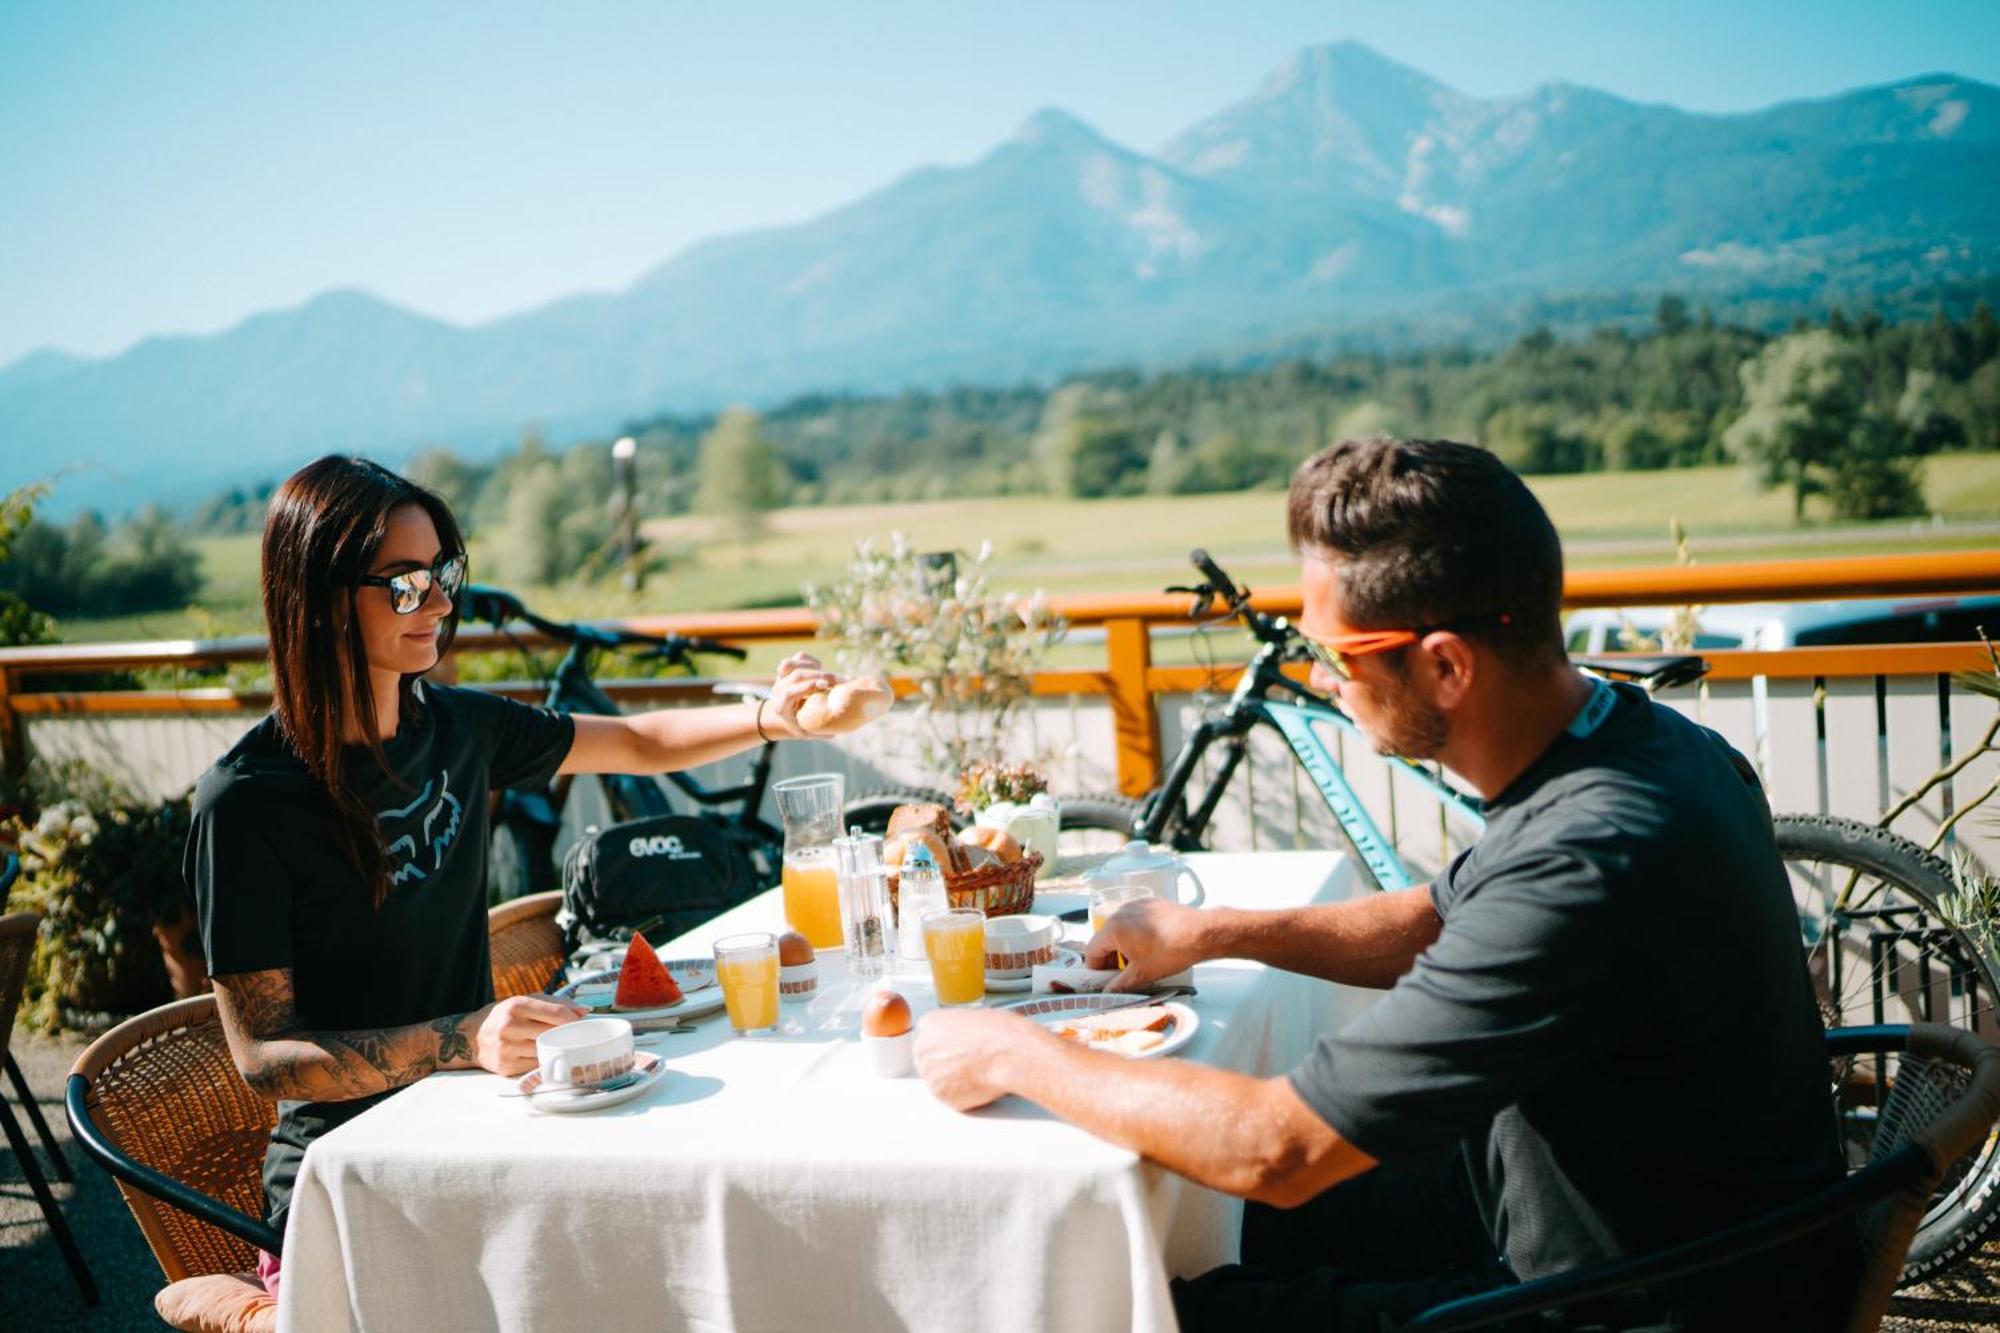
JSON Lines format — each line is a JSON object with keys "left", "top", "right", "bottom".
{"left": 1289, "top": 682, "right": 1853, "bottom": 1322}
{"left": 186, "top": 682, "right": 574, "bottom": 1235}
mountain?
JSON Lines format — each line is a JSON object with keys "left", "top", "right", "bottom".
{"left": 6, "top": 41, "right": 1998, "bottom": 513}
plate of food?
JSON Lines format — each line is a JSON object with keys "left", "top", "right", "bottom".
{"left": 999, "top": 993, "right": 1199, "bottom": 1059}
{"left": 556, "top": 934, "right": 726, "bottom": 1024}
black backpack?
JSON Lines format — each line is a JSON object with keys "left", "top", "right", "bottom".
{"left": 556, "top": 814, "right": 761, "bottom": 954}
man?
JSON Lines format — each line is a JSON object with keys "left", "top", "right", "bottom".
{"left": 915, "top": 437, "right": 1853, "bottom": 1329}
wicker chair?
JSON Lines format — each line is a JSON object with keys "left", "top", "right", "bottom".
{"left": 1, "top": 893, "right": 98, "bottom": 1305}
{"left": 66, "top": 993, "right": 281, "bottom": 1328}
{"left": 489, "top": 889, "right": 566, "bottom": 1000}
{"left": 1397, "top": 1023, "right": 2000, "bottom": 1332}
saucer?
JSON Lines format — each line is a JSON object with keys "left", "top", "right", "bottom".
{"left": 511, "top": 1050, "right": 665, "bottom": 1112}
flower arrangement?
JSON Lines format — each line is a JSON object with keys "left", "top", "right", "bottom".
{"left": 954, "top": 761, "right": 1050, "bottom": 818}
{"left": 3, "top": 764, "right": 201, "bottom": 1031}
{"left": 806, "top": 533, "right": 1066, "bottom": 777}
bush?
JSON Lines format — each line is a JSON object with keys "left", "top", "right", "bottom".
{"left": 3, "top": 764, "right": 199, "bottom": 1031}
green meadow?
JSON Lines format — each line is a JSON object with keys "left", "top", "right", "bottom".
{"left": 53, "top": 454, "right": 2000, "bottom": 651}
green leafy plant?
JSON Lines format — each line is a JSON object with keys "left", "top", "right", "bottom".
{"left": 805, "top": 533, "right": 1066, "bottom": 777}
{"left": 3, "top": 762, "right": 199, "bottom": 1031}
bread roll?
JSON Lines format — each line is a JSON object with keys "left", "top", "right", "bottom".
{"left": 958, "top": 844, "right": 1001, "bottom": 872}
{"left": 886, "top": 803, "right": 953, "bottom": 841}
{"left": 795, "top": 675, "right": 893, "bottom": 735}
{"left": 958, "top": 826, "right": 1023, "bottom": 865}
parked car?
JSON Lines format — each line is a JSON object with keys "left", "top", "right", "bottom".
{"left": 1564, "top": 595, "right": 2000, "bottom": 654}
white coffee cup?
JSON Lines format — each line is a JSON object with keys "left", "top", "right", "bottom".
{"left": 535, "top": 1016, "right": 635, "bottom": 1091}
{"left": 983, "top": 913, "right": 1064, "bottom": 979}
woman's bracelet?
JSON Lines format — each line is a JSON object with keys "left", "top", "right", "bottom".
{"left": 755, "top": 696, "right": 774, "bottom": 744}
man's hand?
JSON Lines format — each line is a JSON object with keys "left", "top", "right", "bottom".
{"left": 767, "top": 652, "right": 837, "bottom": 738}
{"left": 1084, "top": 897, "right": 1213, "bottom": 992}
{"left": 464, "top": 995, "right": 589, "bottom": 1076}
{"left": 915, "top": 1008, "right": 1053, "bottom": 1111}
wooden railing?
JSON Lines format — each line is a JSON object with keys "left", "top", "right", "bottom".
{"left": 4, "top": 550, "right": 1999, "bottom": 798}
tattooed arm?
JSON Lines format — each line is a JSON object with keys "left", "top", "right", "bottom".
{"left": 211, "top": 968, "right": 585, "bottom": 1101}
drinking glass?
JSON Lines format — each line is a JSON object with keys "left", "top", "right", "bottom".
{"left": 922, "top": 908, "right": 987, "bottom": 1007}
{"left": 773, "top": 773, "right": 846, "bottom": 950}
{"left": 1089, "top": 879, "right": 1155, "bottom": 971}
{"left": 713, "top": 932, "right": 781, "bottom": 1035}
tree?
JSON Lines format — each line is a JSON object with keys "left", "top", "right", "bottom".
{"left": 494, "top": 462, "right": 564, "bottom": 586}
{"left": 0, "top": 483, "right": 57, "bottom": 648}
{"left": 694, "top": 408, "right": 787, "bottom": 539}
{"left": 1825, "top": 413, "right": 1926, "bottom": 521}
{"left": 1722, "top": 330, "right": 1864, "bottom": 521}
{"left": 404, "top": 447, "right": 479, "bottom": 515}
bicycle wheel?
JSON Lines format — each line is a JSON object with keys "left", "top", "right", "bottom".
{"left": 1054, "top": 793, "right": 1146, "bottom": 858}
{"left": 1774, "top": 813, "right": 2000, "bottom": 1282}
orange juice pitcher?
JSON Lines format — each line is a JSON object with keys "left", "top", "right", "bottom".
{"left": 773, "top": 773, "right": 847, "bottom": 951}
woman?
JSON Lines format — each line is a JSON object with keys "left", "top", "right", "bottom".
{"left": 186, "top": 455, "right": 848, "bottom": 1295}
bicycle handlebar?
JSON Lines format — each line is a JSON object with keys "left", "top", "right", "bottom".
{"left": 462, "top": 584, "right": 748, "bottom": 664}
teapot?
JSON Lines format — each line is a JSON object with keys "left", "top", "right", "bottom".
{"left": 1083, "top": 841, "right": 1206, "bottom": 907}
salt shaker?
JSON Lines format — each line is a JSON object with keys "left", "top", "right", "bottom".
{"left": 897, "top": 843, "right": 946, "bottom": 964}
{"left": 833, "top": 830, "right": 892, "bottom": 980}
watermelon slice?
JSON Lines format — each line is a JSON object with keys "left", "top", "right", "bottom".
{"left": 614, "top": 933, "right": 683, "bottom": 1009}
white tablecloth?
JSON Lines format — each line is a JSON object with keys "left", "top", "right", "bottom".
{"left": 277, "top": 851, "right": 1370, "bottom": 1333}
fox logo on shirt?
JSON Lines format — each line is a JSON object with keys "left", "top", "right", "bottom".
{"left": 379, "top": 770, "right": 463, "bottom": 886}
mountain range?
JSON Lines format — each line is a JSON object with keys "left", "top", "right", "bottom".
{"left": 6, "top": 41, "right": 1998, "bottom": 513}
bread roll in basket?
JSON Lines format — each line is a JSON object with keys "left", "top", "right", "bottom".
{"left": 884, "top": 811, "right": 1040, "bottom": 917}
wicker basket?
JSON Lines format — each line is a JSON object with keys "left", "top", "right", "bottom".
{"left": 889, "top": 851, "right": 1042, "bottom": 919}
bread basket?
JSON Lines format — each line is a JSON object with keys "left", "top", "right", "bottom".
{"left": 889, "top": 851, "right": 1042, "bottom": 919}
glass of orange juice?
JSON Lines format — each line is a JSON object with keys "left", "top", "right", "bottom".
{"left": 713, "top": 932, "right": 781, "bottom": 1035}
{"left": 773, "top": 773, "right": 846, "bottom": 950}
{"left": 922, "top": 908, "right": 986, "bottom": 1006}
{"left": 1089, "top": 880, "right": 1154, "bottom": 970}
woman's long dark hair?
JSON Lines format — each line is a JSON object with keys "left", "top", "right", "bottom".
{"left": 263, "top": 456, "right": 464, "bottom": 907}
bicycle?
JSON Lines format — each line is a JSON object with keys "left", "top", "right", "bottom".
{"left": 463, "top": 585, "right": 786, "bottom": 903}
{"left": 465, "top": 586, "right": 945, "bottom": 905}
{"left": 1058, "top": 549, "right": 2000, "bottom": 1283}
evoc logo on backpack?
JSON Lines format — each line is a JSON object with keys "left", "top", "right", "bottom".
{"left": 630, "top": 834, "right": 702, "bottom": 861}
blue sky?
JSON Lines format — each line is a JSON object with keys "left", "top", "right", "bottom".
{"left": 3, "top": 1, "right": 1997, "bottom": 368}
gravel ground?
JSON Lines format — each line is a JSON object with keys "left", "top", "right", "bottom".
{"left": 5, "top": 1024, "right": 1998, "bottom": 1331}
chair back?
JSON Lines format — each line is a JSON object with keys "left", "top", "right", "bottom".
{"left": 0, "top": 909, "right": 38, "bottom": 1061}
{"left": 1845, "top": 1024, "right": 2000, "bottom": 1330}
{"left": 67, "top": 995, "right": 277, "bottom": 1282}
{"left": 489, "top": 890, "right": 565, "bottom": 1000}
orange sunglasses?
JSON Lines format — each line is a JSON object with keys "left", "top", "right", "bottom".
{"left": 1301, "top": 613, "right": 1512, "bottom": 681}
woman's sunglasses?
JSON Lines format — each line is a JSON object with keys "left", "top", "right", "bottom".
{"left": 357, "top": 552, "right": 467, "bottom": 616}
{"left": 1301, "top": 612, "right": 1513, "bottom": 681}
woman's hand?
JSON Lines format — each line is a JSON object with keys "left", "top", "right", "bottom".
{"left": 464, "top": 995, "right": 589, "bottom": 1076}
{"left": 767, "top": 652, "right": 838, "bottom": 738}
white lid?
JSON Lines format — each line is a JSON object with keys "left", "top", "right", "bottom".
{"left": 1091, "top": 840, "right": 1176, "bottom": 875}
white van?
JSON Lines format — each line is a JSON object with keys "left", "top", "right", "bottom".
{"left": 1564, "top": 595, "right": 2000, "bottom": 655}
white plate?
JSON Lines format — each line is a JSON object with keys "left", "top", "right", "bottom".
{"left": 558, "top": 961, "right": 727, "bottom": 1024}
{"left": 511, "top": 1050, "right": 666, "bottom": 1112}
{"left": 998, "top": 994, "right": 1199, "bottom": 1059}
{"left": 985, "top": 947, "right": 1082, "bottom": 993}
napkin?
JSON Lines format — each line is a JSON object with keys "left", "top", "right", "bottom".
{"left": 1029, "top": 963, "right": 1194, "bottom": 994}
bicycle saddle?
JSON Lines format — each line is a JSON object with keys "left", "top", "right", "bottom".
{"left": 1572, "top": 654, "right": 1710, "bottom": 689}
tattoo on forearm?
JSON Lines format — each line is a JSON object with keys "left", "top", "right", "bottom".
{"left": 432, "top": 1013, "right": 473, "bottom": 1064}
{"left": 213, "top": 966, "right": 459, "bottom": 1100}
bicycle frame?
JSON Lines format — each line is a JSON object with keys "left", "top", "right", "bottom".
{"left": 1136, "top": 639, "right": 1485, "bottom": 891}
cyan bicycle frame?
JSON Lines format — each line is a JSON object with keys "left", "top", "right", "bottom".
{"left": 1260, "top": 699, "right": 1486, "bottom": 891}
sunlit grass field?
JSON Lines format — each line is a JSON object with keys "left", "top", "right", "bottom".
{"left": 57, "top": 453, "right": 2000, "bottom": 650}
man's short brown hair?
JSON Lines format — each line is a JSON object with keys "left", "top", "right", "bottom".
{"left": 1286, "top": 437, "right": 1565, "bottom": 668}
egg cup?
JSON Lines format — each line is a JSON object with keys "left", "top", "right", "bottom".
{"left": 779, "top": 960, "right": 819, "bottom": 1004}
{"left": 863, "top": 1029, "right": 915, "bottom": 1077}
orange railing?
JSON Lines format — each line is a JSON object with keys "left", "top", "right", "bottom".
{"left": 3, "top": 549, "right": 1997, "bottom": 793}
